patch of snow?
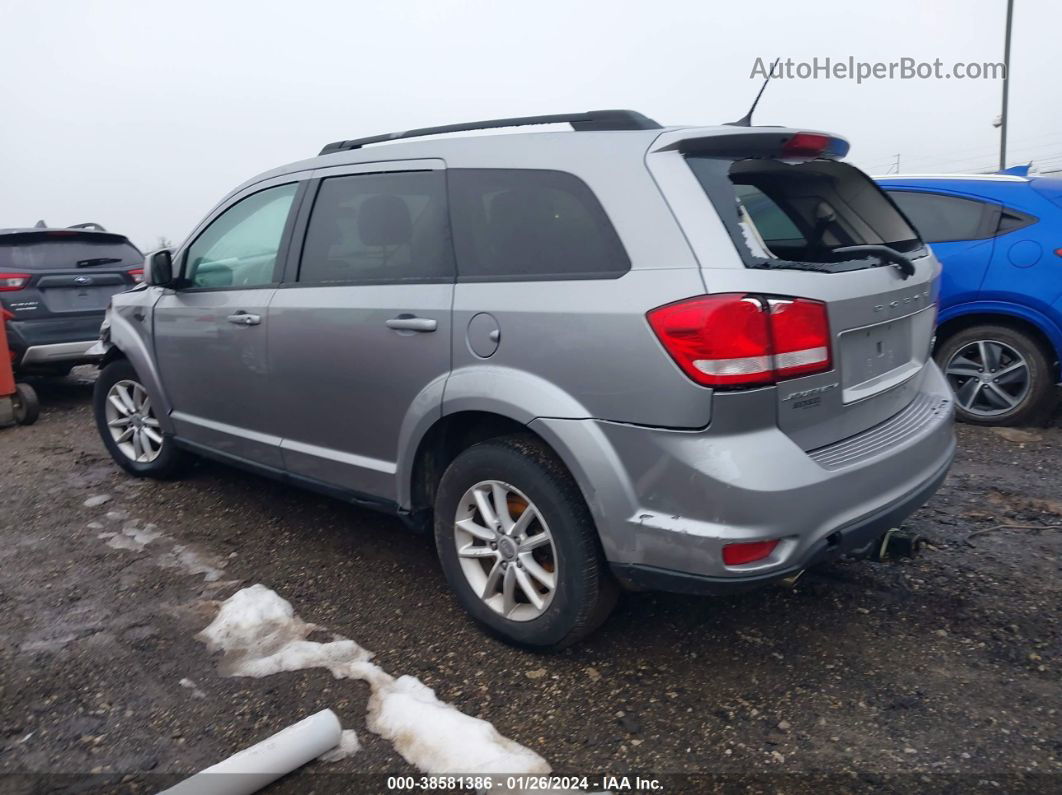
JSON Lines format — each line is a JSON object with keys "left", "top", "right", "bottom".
{"left": 101, "top": 522, "right": 166, "bottom": 552}
{"left": 198, "top": 585, "right": 549, "bottom": 776}
{"left": 83, "top": 494, "right": 111, "bottom": 508}
{"left": 86, "top": 521, "right": 104, "bottom": 530}
{"left": 179, "top": 678, "right": 206, "bottom": 699}
{"left": 318, "top": 729, "right": 360, "bottom": 762}
{"left": 159, "top": 545, "right": 225, "bottom": 582}
{"left": 369, "top": 674, "right": 549, "bottom": 775}
{"left": 105, "top": 510, "right": 128, "bottom": 522}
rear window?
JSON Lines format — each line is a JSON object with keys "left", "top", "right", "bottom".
{"left": 0, "top": 231, "right": 142, "bottom": 271}
{"left": 885, "top": 190, "right": 992, "bottom": 243}
{"left": 687, "top": 157, "right": 923, "bottom": 270}
{"left": 448, "top": 169, "right": 629, "bottom": 281}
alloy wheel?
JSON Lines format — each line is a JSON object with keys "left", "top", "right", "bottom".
{"left": 453, "top": 480, "right": 558, "bottom": 622}
{"left": 104, "top": 379, "right": 164, "bottom": 463}
{"left": 944, "top": 339, "right": 1030, "bottom": 418}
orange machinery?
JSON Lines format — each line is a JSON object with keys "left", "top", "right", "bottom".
{"left": 0, "top": 307, "right": 38, "bottom": 426}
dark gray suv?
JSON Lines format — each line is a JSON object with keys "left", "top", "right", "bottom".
{"left": 2, "top": 224, "right": 143, "bottom": 375}
{"left": 91, "top": 110, "right": 956, "bottom": 648}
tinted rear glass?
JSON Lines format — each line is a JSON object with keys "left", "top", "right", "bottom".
{"left": 687, "top": 157, "right": 922, "bottom": 267}
{"left": 448, "top": 169, "right": 629, "bottom": 280}
{"left": 885, "top": 190, "right": 989, "bottom": 243}
{"left": 299, "top": 171, "right": 453, "bottom": 284}
{"left": 0, "top": 232, "right": 141, "bottom": 271}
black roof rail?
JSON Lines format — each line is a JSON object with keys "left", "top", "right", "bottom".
{"left": 319, "top": 109, "right": 662, "bottom": 155}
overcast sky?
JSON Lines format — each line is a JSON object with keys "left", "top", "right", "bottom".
{"left": 2, "top": 0, "right": 1059, "bottom": 249}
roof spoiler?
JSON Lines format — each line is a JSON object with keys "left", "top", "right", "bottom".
{"left": 319, "top": 109, "right": 662, "bottom": 155}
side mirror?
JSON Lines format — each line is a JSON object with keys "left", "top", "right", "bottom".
{"left": 145, "top": 249, "right": 174, "bottom": 287}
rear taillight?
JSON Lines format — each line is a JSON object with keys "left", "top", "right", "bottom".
{"left": 0, "top": 273, "right": 30, "bottom": 292}
{"left": 128, "top": 268, "right": 144, "bottom": 283}
{"left": 647, "top": 293, "right": 832, "bottom": 388}
{"left": 722, "top": 539, "right": 780, "bottom": 565}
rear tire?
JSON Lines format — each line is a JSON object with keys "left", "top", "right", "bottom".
{"left": 936, "top": 324, "right": 1057, "bottom": 426}
{"left": 434, "top": 434, "right": 617, "bottom": 650}
{"left": 93, "top": 359, "right": 190, "bottom": 478}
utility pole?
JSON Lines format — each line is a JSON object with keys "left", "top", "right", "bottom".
{"left": 890, "top": 154, "right": 901, "bottom": 174}
{"left": 999, "top": 0, "right": 1014, "bottom": 171}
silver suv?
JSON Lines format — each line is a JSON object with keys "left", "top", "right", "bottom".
{"left": 91, "top": 110, "right": 955, "bottom": 649}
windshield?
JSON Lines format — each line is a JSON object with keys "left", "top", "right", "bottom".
{"left": 687, "top": 156, "right": 923, "bottom": 269}
{"left": 0, "top": 231, "right": 142, "bottom": 271}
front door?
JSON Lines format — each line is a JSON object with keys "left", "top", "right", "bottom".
{"left": 268, "top": 163, "right": 454, "bottom": 502}
{"left": 153, "top": 181, "right": 301, "bottom": 467}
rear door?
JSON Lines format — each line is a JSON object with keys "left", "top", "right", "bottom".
{"left": 267, "top": 161, "right": 454, "bottom": 502}
{"left": 882, "top": 188, "right": 1000, "bottom": 308}
{"left": 153, "top": 180, "right": 302, "bottom": 467}
{"left": 662, "top": 134, "right": 943, "bottom": 450}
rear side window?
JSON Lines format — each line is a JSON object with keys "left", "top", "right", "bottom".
{"left": 299, "top": 171, "right": 453, "bottom": 284}
{"left": 886, "top": 191, "right": 992, "bottom": 243}
{"left": 448, "top": 169, "right": 629, "bottom": 281}
{"left": 0, "top": 232, "right": 141, "bottom": 271}
{"left": 688, "top": 157, "right": 922, "bottom": 268}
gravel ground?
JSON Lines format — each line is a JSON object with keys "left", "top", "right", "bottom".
{"left": 0, "top": 370, "right": 1059, "bottom": 794}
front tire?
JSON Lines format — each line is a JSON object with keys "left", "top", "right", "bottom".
{"left": 93, "top": 359, "right": 190, "bottom": 478}
{"left": 434, "top": 434, "right": 617, "bottom": 650}
{"left": 936, "top": 325, "right": 1057, "bottom": 426}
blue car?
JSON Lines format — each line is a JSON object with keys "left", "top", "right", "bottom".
{"left": 876, "top": 172, "right": 1062, "bottom": 425}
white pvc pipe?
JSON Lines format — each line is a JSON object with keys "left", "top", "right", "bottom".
{"left": 161, "top": 709, "right": 343, "bottom": 795}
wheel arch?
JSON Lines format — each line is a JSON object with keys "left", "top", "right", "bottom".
{"left": 102, "top": 310, "right": 176, "bottom": 434}
{"left": 936, "top": 305, "right": 1061, "bottom": 381}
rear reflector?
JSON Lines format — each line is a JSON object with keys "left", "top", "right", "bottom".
{"left": 722, "top": 539, "right": 780, "bottom": 565}
{"left": 647, "top": 293, "right": 832, "bottom": 388}
{"left": 0, "top": 273, "right": 30, "bottom": 291}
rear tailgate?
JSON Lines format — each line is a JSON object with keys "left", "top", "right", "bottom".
{"left": 669, "top": 128, "right": 941, "bottom": 450}
{"left": 0, "top": 230, "right": 142, "bottom": 320}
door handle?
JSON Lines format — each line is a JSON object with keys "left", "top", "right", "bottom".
{"left": 227, "top": 312, "right": 262, "bottom": 326}
{"left": 386, "top": 316, "right": 437, "bottom": 333}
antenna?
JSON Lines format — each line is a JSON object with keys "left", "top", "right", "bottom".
{"left": 727, "top": 58, "right": 781, "bottom": 127}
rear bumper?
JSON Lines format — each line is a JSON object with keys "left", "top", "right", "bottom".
{"left": 7, "top": 315, "right": 104, "bottom": 369}
{"left": 531, "top": 361, "right": 956, "bottom": 594}
{"left": 610, "top": 449, "right": 952, "bottom": 594}
{"left": 19, "top": 340, "right": 100, "bottom": 366}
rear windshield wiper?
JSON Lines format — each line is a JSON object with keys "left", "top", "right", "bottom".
{"left": 826, "top": 245, "right": 916, "bottom": 279}
{"left": 76, "top": 257, "right": 123, "bottom": 267}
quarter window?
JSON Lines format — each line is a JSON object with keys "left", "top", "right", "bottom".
{"left": 448, "top": 169, "right": 629, "bottom": 280}
{"left": 298, "top": 171, "right": 453, "bottom": 284}
{"left": 886, "top": 190, "right": 990, "bottom": 243}
{"left": 185, "top": 183, "right": 298, "bottom": 288}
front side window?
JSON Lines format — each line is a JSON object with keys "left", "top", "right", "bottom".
{"left": 185, "top": 183, "right": 298, "bottom": 288}
{"left": 448, "top": 169, "right": 630, "bottom": 280}
{"left": 885, "top": 190, "right": 990, "bottom": 243}
{"left": 298, "top": 171, "right": 453, "bottom": 284}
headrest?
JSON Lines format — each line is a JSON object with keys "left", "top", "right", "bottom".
{"left": 358, "top": 195, "right": 412, "bottom": 246}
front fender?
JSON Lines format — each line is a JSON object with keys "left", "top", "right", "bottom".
{"left": 104, "top": 302, "right": 176, "bottom": 435}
